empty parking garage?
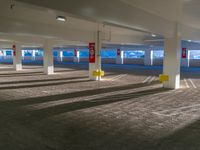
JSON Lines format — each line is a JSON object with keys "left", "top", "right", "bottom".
{"left": 1, "top": 0, "right": 200, "bottom": 150}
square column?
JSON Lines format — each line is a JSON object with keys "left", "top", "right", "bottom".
{"left": 144, "top": 50, "right": 153, "bottom": 66}
{"left": 181, "top": 48, "right": 190, "bottom": 67}
{"left": 32, "top": 50, "right": 36, "bottom": 61}
{"left": 43, "top": 42, "right": 54, "bottom": 75}
{"left": 22, "top": 50, "right": 25, "bottom": 60}
{"left": 3, "top": 50, "right": 6, "bottom": 60}
{"left": 13, "top": 44, "right": 22, "bottom": 71}
{"left": 116, "top": 49, "right": 124, "bottom": 64}
{"left": 73, "top": 49, "right": 80, "bottom": 63}
{"left": 57, "top": 50, "right": 63, "bottom": 62}
{"left": 163, "top": 36, "right": 181, "bottom": 89}
{"left": 89, "top": 31, "right": 102, "bottom": 81}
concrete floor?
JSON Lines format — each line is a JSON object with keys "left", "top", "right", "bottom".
{"left": 0, "top": 63, "right": 200, "bottom": 150}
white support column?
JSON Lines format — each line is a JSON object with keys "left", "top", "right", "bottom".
{"left": 116, "top": 49, "right": 124, "bottom": 64}
{"left": 22, "top": 50, "right": 25, "bottom": 60}
{"left": 181, "top": 49, "right": 190, "bottom": 67}
{"left": 13, "top": 43, "right": 22, "bottom": 71}
{"left": 43, "top": 42, "right": 54, "bottom": 75}
{"left": 32, "top": 50, "right": 36, "bottom": 61}
{"left": 163, "top": 36, "right": 181, "bottom": 89}
{"left": 3, "top": 50, "right": 6, "bottom": 60}
{"left": 73, "top": 49, "right": 80, "bottom": 63}
{"left": 144, "top": 49, "right": 153, "bottom": 66}
{"left": 57, "top": 50, "right": 63, "bottom": 62}
{"left": 89, "top": 31, "right": 102, "bottom": 81}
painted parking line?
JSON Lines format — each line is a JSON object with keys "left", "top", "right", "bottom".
{"left": 142, "top": 76, "right": 152, "bottom": 83}
{"left": 148, "top": 76, "right": 156, "bottom": 83}
{"left": 184, "top": 79, "right": 190, "bottom": 88}
{"left": 143, "top": 76, "right": 156, "bottom": 84}
{"left": 183, "top": 78, "right": 197, "bottom": 89}
{"left": 107, "top": 74, "right": 127, "bottom": 81}
{"left": 111, "top": 74, "right": 127, "bottom": 81}
{"left": 153, "top": 103, "right": 200, "bottom": 117}
{"left": 188, "top": 79, "right": 197, "bottom": 89}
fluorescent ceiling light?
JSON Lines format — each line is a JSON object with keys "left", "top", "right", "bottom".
{"left": 151, "top": 34, "right": 156, "bottom": 37}
{"left": 56, "top": 16, "right": 66, "bottom": 22}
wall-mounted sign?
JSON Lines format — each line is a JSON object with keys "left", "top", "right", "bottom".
{"left": 117, "top": 48, "right": 121, "bottom": 56}
{"left": 89, "top": 42, "right": 95, "bottom": 63}
{"left": 12, "top": 44, "right": 16, "bottom": 56}
{"left": 182, "top": 48, "right": 187, "bottom": 58}
{"left": 74, "top": 49, "right": 77, "bottom": 57}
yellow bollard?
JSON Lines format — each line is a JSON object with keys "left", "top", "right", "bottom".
{"left": 159, "top": 74, "right": 169, "bottom": 82}
{"left": 93, "top": 69, "right": 105, "bottom": 77}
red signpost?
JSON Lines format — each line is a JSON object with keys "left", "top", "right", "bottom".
{"left": 12, "top": 44, "right": 16, "bottom": 56}
{"left": 117, "top": 48, "right": 121, "bottom": 56}
{"left": 89, "top": 42, "right": 95, "bottom": 63}
{"left": 74, "top": 49, "right": 77, "bottom": 57}
{"left": 182, "top": 48, "right": 187, "bottom": 58}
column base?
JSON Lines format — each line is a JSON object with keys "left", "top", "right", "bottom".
{"left": 163, "top": 74, "right": 180, "bottom": 89}
{"left": 15, "top": 64, "right": 23, "bottom": 71}
{"left": 89, "top": 63, "right": 101, "bottom": 81}
{"left": 44, "top": 67, "right": 54, "bottom": 75}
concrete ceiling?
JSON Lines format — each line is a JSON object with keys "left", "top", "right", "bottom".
{"left": 1, "top": 0, "right": 200, "bottom": 48}
{"left": 0, "top": 0, "right": 153, "bottom": 48}
{"left": 121, "top": 0, "right": 200, "bottom": 30}
{"left": 15, "top": 0, "right": 200, "bottom": 39}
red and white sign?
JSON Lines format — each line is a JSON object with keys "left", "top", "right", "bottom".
{"left": 89, "top": 42, "right": 95, "bottom": 63}
{"left": 117, "top": 48, "right": 121, "bottom": 56}
{"left": 74, "top": 49, "right": 77, "bottom": 57}
{"left": 182, "top": 48, "right": 187, "bottom": 58}
{"left": 12, "top": 44, "right": 16, "bottom": 56}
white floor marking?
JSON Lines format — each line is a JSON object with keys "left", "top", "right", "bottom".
{"left": 184, "top": 79, "right": 190, "bottom": 88}
{"left": 148, "top": 76, "right": 156, "bottom": 83}
{"left": 112, "top": 74, "right": 127, "bottom": 81}
{"left": 106, "top": 75, "right": 121, "bottom": 81}
{"left": 153, "top": 104, "right": 200, "bottom": 117}
{"left": 108, "top": 74, "right": 127, "bottom": 81}
{"left": 142, "top": 76, "right": 152, "bottom": 83}
{"left": 189, "top": 79, "right": 197, "bottom": 89}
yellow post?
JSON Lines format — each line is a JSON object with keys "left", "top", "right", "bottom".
{"left": 159, "top": 74, "right": 169, "bottom": 83}
{"left": 93, "top": 69, "right": 105, "bottom": 77}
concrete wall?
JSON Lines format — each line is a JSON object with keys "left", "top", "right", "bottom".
{"left": 3, "top": 56, "right": 13, "bottom": 60}
{"left": 153, "top": 59, "right": 163, "bottom": 66}
{"left": 102, "top": 58, "right": 116, "bottom": 64}
{"left": 35, "top": 56, "right": 43, "bottom": 61}
{"left": 62, "top": 57, "right": 73, "bottom": 62}
{"left": 0, "top": 56, "right": 13, "bottom": 63}
{"left": 23, "top": 56, "right": 33, "bottom": 60}
{"left": 189, "top": 59, "right": 200, "bottom": 67}
{"left": 123, "top": 58, "right": 144, "bottom": 65}
{"left": 80, "top": 58, "right": 89, "bottom": 62}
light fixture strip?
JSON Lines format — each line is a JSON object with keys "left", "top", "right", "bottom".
{"left": 56, "top": 16, "right": 66, "bottom": 22}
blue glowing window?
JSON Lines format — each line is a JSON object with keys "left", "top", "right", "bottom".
{"left": 124, "top": 51, "right": 145, "bottom": 58}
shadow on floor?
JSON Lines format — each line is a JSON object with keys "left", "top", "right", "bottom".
{"left": 154, "top": 119, "right": 200, "bottom": 150}
{"left": 0, "top": 80, "right": 161, "bottom": 106}
{"left": 0, "top": 72, "right": 44, "bottom": 78}
{"left": 0, "top": 68, "right": 15, "bottom": 71}
{"left": 0, "top": 68, "right": 82, "bottom": 78}
{"left": 0, "top": 79, "right": 92, "bottom": 90}
{"left": 0, "top": 76, "right": 88, "bottom": 85}
{"left": 1, "top": 86, "right": 168, "bottom": 124}
{"left": 25, "top": 87, "right": 168, "bottom": 122}
{"left": 0, "top": 86, "right": 170, "bottom": 150}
